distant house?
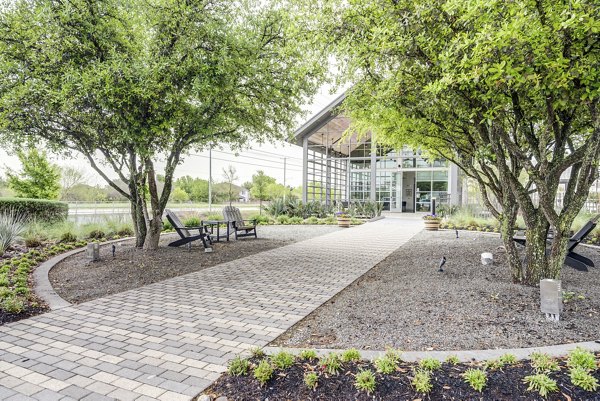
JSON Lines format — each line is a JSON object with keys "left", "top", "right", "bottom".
{"left": 238, "top": 189, "right": 250, "bottom": 203}
{"left": 292, "top": 93, "right": 462, "bottom": 212}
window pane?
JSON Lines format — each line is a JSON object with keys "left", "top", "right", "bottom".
{"left": 433, "top": 170, "right": 448, "bottom": 180}
{"left": 416, "top": 171, "right": 431, "bottom": 180}
{"left": 433, "top": 181, "right": 448, "bottom": 191}
{"left": 416, "top": 181, "right": 431, "bottom": 191}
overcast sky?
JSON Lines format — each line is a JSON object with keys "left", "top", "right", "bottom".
{"left": 0, "top": 87, "right": 343, "bottom": 188}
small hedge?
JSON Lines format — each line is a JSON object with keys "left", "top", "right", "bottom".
{"left": 0, "top": 198, "right": 68, "bottom": 223}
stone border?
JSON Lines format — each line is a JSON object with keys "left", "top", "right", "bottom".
{"left": 264, "top": 340, "right": 600, "bottom": 362}
{"left": 32, "top": 236, "right": 137, "bottom": 310}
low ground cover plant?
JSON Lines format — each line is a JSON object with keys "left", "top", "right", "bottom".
{"left": 205, "top": 349, "right": 600, "bottom": 400}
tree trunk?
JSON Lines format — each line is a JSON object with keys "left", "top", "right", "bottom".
{"left": 497, "top": 205, "right": 522, "bottom": 283}
{"left": 143, "top": 159, "right": 164, "bottom": 251}
{"left": 523, "top": 216, "right": 550, "bottom": 285}
{"left": 143, "top": 218, "right": 162, "bottom": 250}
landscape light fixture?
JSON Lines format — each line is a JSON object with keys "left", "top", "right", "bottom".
{"left": 438, "top": 256, "right": 446, "bottom": 272}
{"left": 540, "top": 279, "right": 563, "bottom": 321}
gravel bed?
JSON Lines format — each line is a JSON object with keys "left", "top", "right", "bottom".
{"left": 49, "top": 225, "right": 341, "bottom": 304}
{"left": 272, "top": 229, "right": 600, "bottom": 351}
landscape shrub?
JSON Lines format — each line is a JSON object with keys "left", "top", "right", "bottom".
{"left": 354, "top": 369, "right": 376, "bottom": 394}
{"left": 299, "top": 349, "right": 318, "bottom": 361}
{"left": 321, "top": 353, "right": 342, "bottom": 375}
{"left": 569, "top": 366, "right": 599, "bottom": 391}
{"left": 271, "top": 351, "right": 295, "bottom": 370}
{"left": 419, "top": 357, "right": 442, "bottom": 371}
{"left": 304, "top": 216, "right": 319, "bottom": 225}
{"left": 412, "top": 369, "right": 432, "bottom": 393}
{"left": 0, "top": 198, "right": 68, "bottom": 222}
{"left": 249, "top": 214, "right": 270, "bottom": 225}
{"left": 227, "top": 356, "right": 249, "bottom": 376}
{"left": 276, "top": 215, "right": 290, "bottom": 225}
{"left": 289, "top": 216, "right": 303, "bottom": 224}
{"left": 341, "top": 348, "right": 361, "bottom": 363}
{"left": 183, "top": 216, "right": 201, "bottom": 227}
{"left": 0, "top": 209, "right": 27, "bottom": 256}
{"left": 523, "top": 373, "right": 558, "bottom": 397}
{"left": 463, "top": 368, "right": 487, "bottom": 392}
{"left": 567, "top": 347, "right": 597, "bottom": 371}
{"left": 374, "top": 355, "right": 397, "bottom": 374}
{"left": 304, "top": 371, "right": 318, "bottom": 390}
{"left": 254, "top": 360, "right": 273, "bottom": 385}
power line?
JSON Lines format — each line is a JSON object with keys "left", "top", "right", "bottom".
{"left": 210, "top": 149, "right": 303, "bottom": 168}
{"left": 245, "top": 148, "right": 304, "bottom": 162}
{"left": 187, "top": 153, "right": 303, "bottom": 172}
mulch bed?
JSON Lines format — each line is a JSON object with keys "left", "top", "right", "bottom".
{"left": 48, "top": 234, "right": 296, "bottom": 304}
{"left": 203, "top": 354, "right": 600, "bottom": 401}
{"left": 0, "top": 305, "right": 48, "bottom": 325}
{"left": 272, "top": 230, "right": 600, "bottom": 351}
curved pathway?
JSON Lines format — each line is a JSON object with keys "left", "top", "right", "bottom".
{"left": 0, "top": 218, "right": 422, "bottom": 401}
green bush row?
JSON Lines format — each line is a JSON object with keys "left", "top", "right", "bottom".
{"left": 221, "top": 348, "right": 599, "bottom": 397}
{"left": 0, "top": 197, "right": 68, "bottom": 223}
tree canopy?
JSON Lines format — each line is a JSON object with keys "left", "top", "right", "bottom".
{"left": 320, "top": 0, "right": 600, "bottom": 284}
{"left": 6, "top": 149, "right": 61, "bottom": 200}
{"left": 0, "top": 0, "right": 324, "bottom": 249}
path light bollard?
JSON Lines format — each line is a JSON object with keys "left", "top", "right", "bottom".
{"left": 87, "top": 243, "right": 100, "bottom": 262}
{"left": 540, "top": 279, "right": 563, "bottom": 321}
{"left": 481, "top": 252, "right": 493, "bottom": 265}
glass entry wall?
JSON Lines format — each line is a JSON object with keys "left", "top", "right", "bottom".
{"left": 302, "top": 114, "right": 453, "bottom": 211}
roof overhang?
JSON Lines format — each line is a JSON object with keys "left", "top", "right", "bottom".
{"left": 292, "top": 92, "right": 347, "bottom": 146}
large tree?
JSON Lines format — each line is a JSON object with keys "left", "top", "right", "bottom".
{"left": 320, "top": 0, "right": 600, "bottom": 284}
{"left": 0, "top": 0, "right": 324, "bottom": 249}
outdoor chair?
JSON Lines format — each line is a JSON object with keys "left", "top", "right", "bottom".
{"left": 513, "top": 214, "right": 599, "bottom": 271}
{"left": 222, "top": 206, "right": 257, "bottom": 240}
{"left": 165, "top": 209, "right": 213, "bottom": 251}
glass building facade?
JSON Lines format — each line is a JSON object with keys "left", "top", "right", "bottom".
{"left": 294, "top": 94, "right": 461, "bottom": 212}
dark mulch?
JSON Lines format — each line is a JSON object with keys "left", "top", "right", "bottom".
{"left": 49, "top": 234, "right": 295, "bottom": 303}
{"left": 272, "top": 230, "right": 600, "bottom": 351}
{"left": 203, "top": 355, "right": 600, "bottom": 401}
{"left": 0, "top": 305, "right": 48, "bottom": 325}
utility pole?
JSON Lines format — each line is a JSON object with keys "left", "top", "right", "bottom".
{"left": 208, "top": 146, "right": 212, "bottom": 212}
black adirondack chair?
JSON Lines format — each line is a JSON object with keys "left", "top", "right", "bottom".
{"left": 165, "top": 209, "right": 213, "bottom": 251}
{"left": 222, "top": 206, "right": 257, "bottom": 239}
{"left": 513, "top": 214, "right": 599, "bottom": 271}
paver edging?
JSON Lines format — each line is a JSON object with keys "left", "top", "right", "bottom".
{"left": 33, "top": 236, "right": 138, "bottom": 309}
{"left": 263, "top": 340, "right": 600, "bottom": 362}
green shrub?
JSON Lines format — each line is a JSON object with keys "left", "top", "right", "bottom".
{"left": 412, "top": 369, "right": 432, "bottom": 393}
{"left": 446, "top": 355, "right": 460, "bottom": 365}
{"left": 463, "top": 368, "right": 487, "bottom": 392}
{"left": 227, "top": 356, "right": 250, "bottom": 376}
{"left": 250, "top": 347, "right": 266, "bottom": 359}
{"left": 0, "top": 198, "right": 68, "bottom": 223}
{"left": 289, "top": 216, "right": 303, "bottom": 224}
{"left": 299, "top": 349, "right": 318, "bottom": 361}
{"left": 271, "top": 351, "right": 295, "bottom": 370}
{"left": 530, "top": 352, "right": 560, "bottom": 373}
{"left": 276, "top": 215, "right": 291, "bottom": 225}
{"left": 499, "top": 354, "right": 517, "bottom": 365}
{"left": 340, "top": 348, "right": 361, "bottom": 363}
{"left": 0, "top": 209, "right": 27, "bottom": 256}
{"left": 374, "top": 355, "right": 397, "bottom": 374}
{"left": 354, "top": 369, "right": 376, "bottom": 394}
{"left": 569, "top": 366, "right": 599, "bottom": 391}
{"left": 253, "top": 359, "right": 273, "bottom": 385}
{"left": 321, "top": 353, "right": 342, "bottom": 375}
{"left": 304, "top": 216, "right": 319, "bottom": 225}
{"left": 484, "top": 358, "right": 505, "bottom": 370}
{"left": 87, "top": 229, "right": 106, "bottom": 240}
{"left": 567, "top": 347, "right": 597, "bottom": 371}
{"left": 304, "top": 371, "right": 318, "bottom": 390}
{"left": 183, "top": 216, "right": 201, "bottom": 227}
{"left": 523, "top": 373, "right": 558, "bottom": 397}
{"left": 249, "top": 214, "right": 270, "bottom": 225}
{"left": 1, "top": 296, "right": 25, "bottom": 313}
{"left": 419, "top": 357, "right": 442, "bottom": 371}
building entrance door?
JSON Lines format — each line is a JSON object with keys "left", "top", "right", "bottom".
{"left": 402, "top": 171, "right": 415, "bottom": 212}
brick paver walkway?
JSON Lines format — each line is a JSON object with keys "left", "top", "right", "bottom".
{"left": 0, "top": 218, "right": 422, "bottom": 400}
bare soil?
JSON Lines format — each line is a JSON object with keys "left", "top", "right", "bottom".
{"left": 272, "top": 230, "right": 600, "bottom": 351}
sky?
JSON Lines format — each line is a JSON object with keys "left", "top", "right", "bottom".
{"left": 0, "top": 87, "right": 343, "bottom": 189}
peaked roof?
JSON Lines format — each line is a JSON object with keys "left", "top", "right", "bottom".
{"left": 292, "top": 92, "right": 347, "bottom": 146}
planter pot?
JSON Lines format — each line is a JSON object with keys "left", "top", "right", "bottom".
{"left": 337, "top": 217, "right": 351, "bottom": 228}
{"left": 424, "top": 220, "right": 441, "bottom": 231}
